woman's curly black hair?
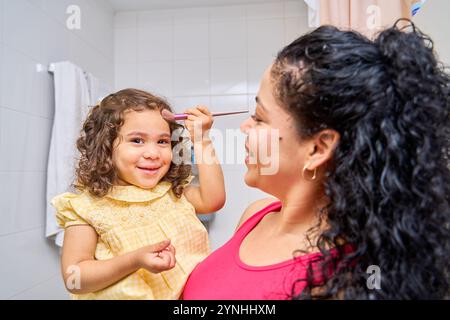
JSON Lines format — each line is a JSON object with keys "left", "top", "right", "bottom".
{"left": 75, "top": 88, "right": 191, "bottom": 198}
{"left": 272, "top": 20, "right": 450, "bottom": 299}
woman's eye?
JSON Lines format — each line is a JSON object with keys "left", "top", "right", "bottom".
{"left": 158, "top": 139, "right": 170, "bottom": 145}
{"left": 251, "top": 114, "right": 262, "bottom": 123}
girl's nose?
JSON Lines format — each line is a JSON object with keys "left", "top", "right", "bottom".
{"left": 240, "top": 117, "right": 252, "bottom": 134}
{"left": 143, "top": 147, "right": 159, "bottom": 160}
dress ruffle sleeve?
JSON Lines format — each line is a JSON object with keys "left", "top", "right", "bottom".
{"left": 51, "top": 193, "right": 89, "bottom": 229}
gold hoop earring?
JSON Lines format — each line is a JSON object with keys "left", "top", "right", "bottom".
{"left": 302, "top": 163, "right": 317, "bottom": 181}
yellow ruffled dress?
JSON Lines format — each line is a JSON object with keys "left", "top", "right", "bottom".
{"left": 51, "top": 180, "right": 210, "bottom": 300}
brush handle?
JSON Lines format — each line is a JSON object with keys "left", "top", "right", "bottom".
{"left": 174, "top": 110, "right": 248, "bottom": 121}
{"left": 211, "top": 110, "right": 249, "bottom": 117}
{"left": 173, "top": 114, "right": 189, "bottom": 120}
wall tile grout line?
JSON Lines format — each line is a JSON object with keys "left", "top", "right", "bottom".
{"left": 7, "top": 273, "right": 63, "bottom": 300}
{"left": 0, "top": 225, "right": 45, "bottom": 238}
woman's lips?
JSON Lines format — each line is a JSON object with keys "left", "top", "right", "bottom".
{"left": 245, "top": 144, "right": 249, "bottom": 164}
{"left": 245, "top": 144, "right": 255, "bottom": 165}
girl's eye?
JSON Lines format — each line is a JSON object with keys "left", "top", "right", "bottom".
{"left": 158, "top": 139, "right": 170, "bottom": 145}
{"left": 131, "top": 138, "right": 144, "bottom": 144}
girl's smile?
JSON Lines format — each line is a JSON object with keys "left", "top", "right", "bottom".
{"left": 137, "top": 166, "right": 162, "bottom": 175}
{"left": 112, "top": 109, "right": 173, "bottom": 189}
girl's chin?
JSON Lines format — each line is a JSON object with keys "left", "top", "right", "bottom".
{"left": 132, "top": 178, "right": 160, "bottom": 189}
{"left": 137, "top": 183, "right": 158, "bottom": 190}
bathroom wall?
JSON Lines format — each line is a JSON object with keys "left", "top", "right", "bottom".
{"left": 0, "top": 0, "right": 114, "bottom": 299}
{"left": 1, "top": 0, "right": 446, "bottom": 300}
{"left": 114, "top": 1, "right": 311, "bottom": 250}
{"left": 413, "top": 0, "right": 450, "bottom": 66}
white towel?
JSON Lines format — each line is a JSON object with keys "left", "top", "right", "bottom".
{"left": 45, "top": 61, "right": 101, "bottom": 246}
{"left": 304, "top": 0, "right": 321, "bottom": 28}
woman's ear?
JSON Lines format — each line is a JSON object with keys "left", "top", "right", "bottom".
{"left": 307, "top": 129, "right": 340, "bottom": 170}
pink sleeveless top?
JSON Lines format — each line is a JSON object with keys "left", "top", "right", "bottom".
{"left": 183, "top": 201, "right": 328, "bottom": 300}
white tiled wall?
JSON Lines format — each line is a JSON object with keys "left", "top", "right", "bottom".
{"left": 114, "top": 1, "right": 311, "bottom": 250}
{"left": 1, "top": 0, "right": 448, "bottom": 301}
{"left": 0, "top": 0, "right": 115, "bottom": 299}
{"left": 413, "top": 0, "right": 450, "bottom": 66}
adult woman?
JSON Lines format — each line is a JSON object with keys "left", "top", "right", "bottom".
{"left": 183, "top": 21, "right": 450, "bottom": 299}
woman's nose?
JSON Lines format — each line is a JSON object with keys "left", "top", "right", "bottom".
{"left": 240, "top": 117, "right": 252, "bottom": 134}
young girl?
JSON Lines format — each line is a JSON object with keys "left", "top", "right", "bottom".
{"left": 51, "top": 88, "right": 225, "bottom": 300}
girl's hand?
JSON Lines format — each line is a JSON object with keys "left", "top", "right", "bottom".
{"left": 184, "top": 106, "right": 213, "bottom": 143}
{"left": 134, "top": 240, "right": 176, "bottom": 274}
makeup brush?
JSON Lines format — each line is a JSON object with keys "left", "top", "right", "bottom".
{"left": 161, "top": 109, "right": 249, "bottom": 121}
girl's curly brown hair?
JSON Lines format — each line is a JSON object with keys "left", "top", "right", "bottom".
{"left": 74, "top": 88, "right": 192, "bottom": 198}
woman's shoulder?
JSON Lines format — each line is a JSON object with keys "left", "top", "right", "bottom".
{"left": 234, "top": 197, "right": 280, "bottom": 233}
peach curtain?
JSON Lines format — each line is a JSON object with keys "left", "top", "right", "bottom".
{"left": 319, "top": 0, "right": 414, "bottom": 38}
